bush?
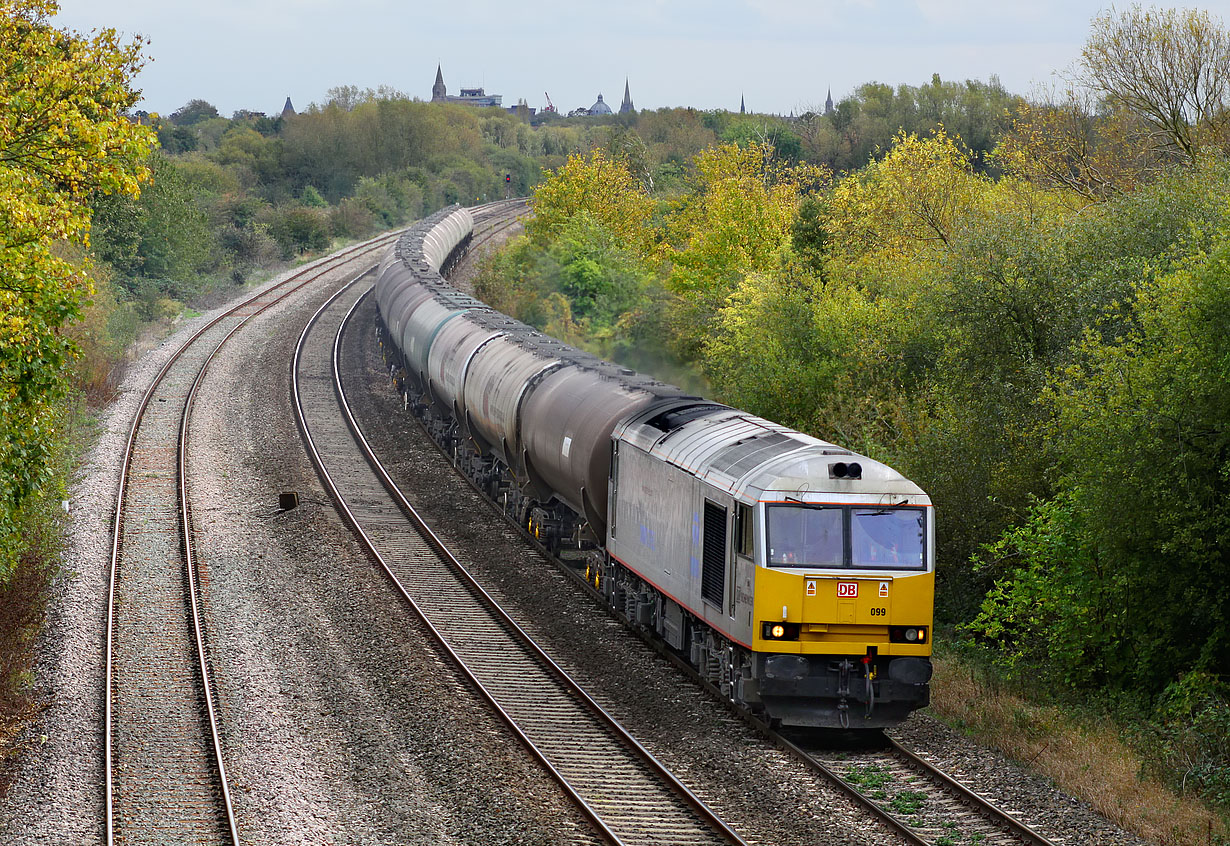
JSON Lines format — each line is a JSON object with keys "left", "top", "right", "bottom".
{"left": 0, "top": 501, "right": 59, "bottom": 716}
{"left": 264, "top": 205, "right": 331, "bottom": 258}
{"left": 1142, "top": 674, "right": 1230, "bottom": 813}
{"left": 329, "top": 197, "right": 380, "bottom": 239}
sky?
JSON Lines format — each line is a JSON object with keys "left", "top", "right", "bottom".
{"left": 50, "top": 1, "right": 1230, "bottom": 118}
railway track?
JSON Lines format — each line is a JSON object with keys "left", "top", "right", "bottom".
{"left": 291, "top": 268, "right": 747, "bottom": 846}
{"left": 103, "top": 230, "right": 400, "bottom": 846}
{"left": 504, "top": 478, "right": 1064, "bottom": 845}
{"left": 535, "top": 543, "right": 1063, "bottom": 843}
{"left": 470, "top": 196, "right": 527, "bottom": 241}
{"left": 784, "top": 732, "right": 1058, "bottom": 846}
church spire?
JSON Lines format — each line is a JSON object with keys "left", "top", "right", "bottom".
{"left": 432, "top": 64, "right": 446, "bottom": 101}
{"left": 740, "top": 93, "right": 746, "bottom": 114}
{"left": 620, "top": 78, "right": 634, "bottom": 114}
{"left": 825, "top": 88, "right": 834, "bottom": 115}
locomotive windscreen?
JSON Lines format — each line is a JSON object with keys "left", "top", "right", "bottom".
{"left": 767, "top": 504, "right": 926, "bottom": 571}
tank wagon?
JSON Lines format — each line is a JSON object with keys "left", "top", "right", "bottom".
{"left": 374, "top": 206, "right": 934, "bottom": 728}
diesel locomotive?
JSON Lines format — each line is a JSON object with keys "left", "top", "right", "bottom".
{"left": 374, "top": 205, "right": 934, "bottom": 729}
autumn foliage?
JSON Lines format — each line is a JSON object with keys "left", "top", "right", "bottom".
{"left": 0, "top": 0, "right": 155, "bottom": 571}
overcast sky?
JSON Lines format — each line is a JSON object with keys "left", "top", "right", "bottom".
{"left": 51, "top": 1, "right": 1230, "bottom": 118}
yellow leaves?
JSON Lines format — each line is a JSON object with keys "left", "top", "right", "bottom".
{"left": 669, "top": 142, "right": 827, "bottom": 277}
{"left": 994, "top": 94, "right": 1163, "bottom": 202}
{"left": 527, "top": 148, "right": 655, "bottom": 259}
{"left": 827, "top": 129, "right": 990, "bottom": 272}
{"left": 0, "top": 1, "right": 154, "bottom": 532}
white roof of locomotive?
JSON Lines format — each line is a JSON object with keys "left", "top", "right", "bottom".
{"left": 615, "top": 406, "right": 927, "bottom": 502}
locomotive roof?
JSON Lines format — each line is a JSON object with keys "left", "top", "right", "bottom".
{"left": 615, "top": 403, "right": 927, "bottom": 502}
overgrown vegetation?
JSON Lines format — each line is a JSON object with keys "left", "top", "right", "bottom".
{"left": 0, "top": 0, "right": 153, "bottom": 752}
{"left": 474, "top": 5, "right": 1230, "bottom": 838}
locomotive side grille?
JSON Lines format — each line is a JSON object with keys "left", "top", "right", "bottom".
{"left": 702, "top": 500, "right": 727, "bottom": 608}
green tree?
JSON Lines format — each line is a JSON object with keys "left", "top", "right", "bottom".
{"left": 90, "top": 154, "right": 211, "bottom": 293}
{"left": 169, "top": 98, "right": 220, "bottom": 126}
{"left": 970, "top": 230, "right": 1230, "bottom": 694}
{"left": 266, "top": 206, "right": 330, "bottom": 257}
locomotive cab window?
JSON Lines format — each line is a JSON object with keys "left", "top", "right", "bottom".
{"left": 734, "top": 502, "right": 754, "bottom": 558}
{"left": 766, "top": 504, "right": 926, "bottom": 571}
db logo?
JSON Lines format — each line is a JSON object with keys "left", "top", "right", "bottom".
{"left": 837, "top": 582, "right": 858, "bottom": 598}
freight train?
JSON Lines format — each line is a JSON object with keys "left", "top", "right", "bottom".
{"left": 373, "top": 205, "right": 934, "bottom": 729}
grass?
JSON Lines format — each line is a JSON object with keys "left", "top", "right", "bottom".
{"left": 928, "top": 650, "right": 1229, "bottom": 846}
{"left": 843, "top": 763, "right": 894, "bottom": 791}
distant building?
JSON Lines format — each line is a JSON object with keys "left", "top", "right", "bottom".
{"left": 282, "top": 96, "right": 296, "bottom": 118}
{"left": 825, "top": 88, "right": 834, "bottom": 115}
{"left": 740, "top": 94, "right": 746, "bottom": 114}
{"left": 430, "top": 65, "right": 503, "bottom": 107}
{"left": 589, "top": 93, "right": 613, "bottom": 115}
{"left": 432, "top": 65, "right": 446, "bottom": 101}
{"left": 620, "top": 79, "right": 634, "bottom": 114}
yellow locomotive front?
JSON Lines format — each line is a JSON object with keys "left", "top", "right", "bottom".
{"left": 749, "top": 493, "right": 935, "bottom": 728}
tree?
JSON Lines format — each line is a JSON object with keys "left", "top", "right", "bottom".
{"left": 169, "top": 98, "right": 220, "bottom": 126}
{"left": 666, "top": 142, "right": 829, "bottom": 355}
{"left": 1081, "top": 5, "right": 1230, "bottom": 161}
{"left": 826, "top": 129, "right": 986, "bottom": 274}
{"left": 90, "top": 154, "right": 211, "bottom": 290}
{"left": 266, "top": 206, "right": 330, "bottom": 257}
{"left": 526, "top": 148, "right": 655, "bottom": 258}
{"left": 970, "top": 228, "right": 1230, "bottom": 694}
{"left": 790, "top": 195, "right": 830, "bottom": 277}
{"left": 994, "top": 91, "right": 1165, "bottom": 201}
{"left": 0, "top": 0, "right": 155, "bottom": 572}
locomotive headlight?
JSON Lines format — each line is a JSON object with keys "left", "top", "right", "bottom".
{"left": 762, "top": 622, "right": 799, "bottom": 640}
{"left": 889, "top": 625, "right": 928, "bottom": 644}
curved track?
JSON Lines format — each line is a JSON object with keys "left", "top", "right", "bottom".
{"left": 103, "top": 231, "right": 400, "bottom": 845}
{"left": 291, "top": 268, "right": 747, "bottom": 846}
{"left": 468, "top": 197, "right": 528, "bottom": 249}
